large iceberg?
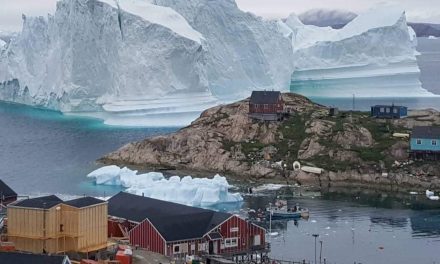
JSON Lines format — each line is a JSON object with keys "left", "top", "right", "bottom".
{"left": 0, "top": 1, "right": 434, "bottom": 127}
{"left": 283, "top": 7, "right": 434, "bottom": 98}
{"left": 0, "top": 0, "right": 292, "bottom": 126}
{"left": 87, "top": 165, "right": 243, "bottom": 206}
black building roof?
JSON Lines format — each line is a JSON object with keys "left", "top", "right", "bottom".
{"left": 0, "top": 179, "right": 17, "bottom": 198}
{"left": 250, "top": 91, "right": 281, "bottom": 104}
{"left": 372, "top": 105, "right": 406, "bottom": 108}
{"left": 412, "top": 126, "right": 440, "bottom": 139}
{"left": 108, "top": 192, "right": 231, "bottom": 242}
{"left": 0, "top": 252, "right": 68, "bottom": 264}
{"left": 64, "top": 197, "right": 106, "bottom": 208}
{"left": 12, "top": 195, "right": 63, "bottom": 209}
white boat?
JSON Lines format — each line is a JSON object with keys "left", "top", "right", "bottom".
{"left": 266, "top": 200, "right": 309, "bottom": 219}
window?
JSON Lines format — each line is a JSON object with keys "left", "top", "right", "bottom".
{"left": 253, "top": 235, "right": 261, "bottom": 246}
{"left": 417, "top": 139, "right": 422, "bottom": 145}
{"left": 386, "top": 107, "right": 390, "bottom": 113}
{"left": 264, "top": 104, "right": 268, "bottom": 110}
{"left": 433, "top": 140, "right": 437, "bottom": 146}
{"left": 174, "top": 245, "right": 180, "bottom": 253}
{"left": 393, "top": 108, "right": 398, "bottom": 114}
{"left": 380, "top": 107, "right": 384, "bottom": 113}
{"left": 224, "top": 238, "right": 238, "bottom": 248}
{"left": 230, "top": 227, "right": 239, "bottom": 232}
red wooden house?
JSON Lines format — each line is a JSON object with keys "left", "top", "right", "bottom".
{"left": 108, "top": 192, "right": 266, "bottom": 258}
{"left": 249, "top": 91, "right": 284, "bottom": 121}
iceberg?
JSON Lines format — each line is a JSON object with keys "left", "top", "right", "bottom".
{"left": 283, "top": 7, "right": 433, "bottom": 98}
{"left": 87, "top": 165, "right": 243, "bottom": 206}
{"left": 0, "top": 0, "right": 292, "bottom": 126}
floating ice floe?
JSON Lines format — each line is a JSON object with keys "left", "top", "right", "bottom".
{"left": 87, "top": 165, "right": 243, "bottom": 206}
{"left": 425, "top": 190, "right": 439, "bottom": 200}
{"left": 252, "top": 184, "right": 289, "bottom": 192}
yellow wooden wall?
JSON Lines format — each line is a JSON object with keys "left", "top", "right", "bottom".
{"left": 8, "top": 206, "right": 60, "bottom": 253}
{"left": 77, "top": 203, "right": 108, "bottom": 251}
{"left": 7, "top": 203, "right": 108, "bottom": 253}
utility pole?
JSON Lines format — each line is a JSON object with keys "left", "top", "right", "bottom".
{"left": 312, "top": 234, "right": 319, "bottom": 264}
{"left": 319, "top": 240, "right": 323, "bottom": 264}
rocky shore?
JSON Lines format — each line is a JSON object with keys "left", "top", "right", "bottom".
{"left": 101, "top": 93, "right": 440, "bottom": 191}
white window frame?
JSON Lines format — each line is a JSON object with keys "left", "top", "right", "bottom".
{"left": 264, "top": 104, "right": 269, "bottom": 110}
{"left": 417, "top": 139, "right": 422, "bottom": 145}
{"left": 174, "top": 245, "right": 180, "bottom": 253}
{"left": 224, "top": 237, "right": 238, "bottom": 248}
{"left": 230, "top": 227, "right": 239, "bottom": 232}
{"left": 380, "top": 107, "right": 384, "bottom": 113}
{"left": 253, "top": 235, "right": 261, "bottom": 246}
{"left": 393, "top": 108, "right": 398, "bottom": 114}
{"left": 432, "top": 140, "right": 437, "bottom": 146}
{"left": 386, "top": 107, "right": 390, "bottom": 113}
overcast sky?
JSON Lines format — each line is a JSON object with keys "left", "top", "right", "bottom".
{"left": 1, "top": 0, "right": 439, "bottom": 32}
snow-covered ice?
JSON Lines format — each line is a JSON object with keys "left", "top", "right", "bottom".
{"left": 87, "top": 165, "right": 243, "bottom": 206}
{"left": 0, "top": 0, "right": 292, "bottom": 126}
{"left": 283, "top": 7, "right": 433, "bottom": 98}
{"left": 0, "top": 1, "right": 433, "bottom": 126}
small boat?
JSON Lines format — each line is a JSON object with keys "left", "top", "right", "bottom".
{"left": 267, "top": 208, "right": 309, "bottom": 219}
{"left": 266, "top": 200, "right": 309, "bottom": 219}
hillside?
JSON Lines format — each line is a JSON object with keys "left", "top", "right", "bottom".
{"left": 101, "top": 93, "right": 440, "bottom": 190}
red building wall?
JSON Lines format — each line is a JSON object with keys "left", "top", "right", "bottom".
{"left": 217, "top": 215, "right": 266, "bottom": 254}
{"left": 249, "top": 101, "right": 284, "bottom": 114}
{"left": 129, "top": 219, "right": 166, "bottom": 255}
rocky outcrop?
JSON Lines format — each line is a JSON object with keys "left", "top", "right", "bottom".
{"left": 101, "top": 93, "right": 440, "bottom": 190}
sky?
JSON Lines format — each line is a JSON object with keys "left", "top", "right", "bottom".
{"left": 0, "top": 0, "right": 439, "bottom": 32}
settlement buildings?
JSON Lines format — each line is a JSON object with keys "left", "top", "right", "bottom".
{"left": 371, "top": 104, "right": 408, "bottom": 119}
{"left": 7, "top": 195, "right": 108, "bottom": 254}
{"left": 108, "top": 192, "right": 266, "bottom": 258}
{"left": 249, "top": 91, "right": 285, "bottom": 121}
{"left": 410, "top": 126, "right": 440, "bottom": 160}
{"left": 0, "top": 179, "right": 17, "bottom": 206}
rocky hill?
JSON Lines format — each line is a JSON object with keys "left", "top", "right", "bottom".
{"left": 101, "top": 93, "right": 440, "bottom": 190}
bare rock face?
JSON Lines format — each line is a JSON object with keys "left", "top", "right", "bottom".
{"left": 305, "top": 120, "right": 335, "bottom": 136}
{"left": 298, "top": 137, "right": 325, "bottom": 159}
{"left": 332, "top": 123, "right": 374, "bottom": 149}
{"left": 388, "top": 141, "right": 409, "bottom": 161}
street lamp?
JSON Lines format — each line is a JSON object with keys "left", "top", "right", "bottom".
{"left": 312, "top": 234, "right": 319, "bottom": 264}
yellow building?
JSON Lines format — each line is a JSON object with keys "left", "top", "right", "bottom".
{"left": 7, "top": 195, "right": 108, "bottom": 254}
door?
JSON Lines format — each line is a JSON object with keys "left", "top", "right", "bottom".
{"left": 209, "top": 241, "right": 214, "bottom": 254}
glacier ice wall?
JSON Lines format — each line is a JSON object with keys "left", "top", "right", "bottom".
{"left": 0, "top": 0, "right": 214, "bottom": 125}
{"left": 283, "top": 8, "right": 433, "bottom": 97}
{"left": 153, "top": 0, "right": 294, "bottom": 99}
{"left": 87, "top": 165, "right": 243, "bottom": 206}
{"left": 0, "top": 0, "right": 293, "bottom": 126}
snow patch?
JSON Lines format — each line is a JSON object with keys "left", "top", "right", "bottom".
{"left": 87, "top": 166, "right": 243, "bottom": 206}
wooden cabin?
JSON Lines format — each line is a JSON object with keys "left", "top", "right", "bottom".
{"left": 371, "top": 105, "right": 407, "bottom": 119}
{"left": 0, "top": 179, "right": 17, "bottom": 206}
{"left": 108, "top": 192, "right": 267, "bottom": 258}
{"left": 410, "top": 126, "right": 440, "bottom": 160}
{"left": 249, "top": 91, "right": 284, "bottom": 121}
{"left": 7, "top": 196, "right": 108, "bottom": 254}
{"left": 0, "top": 251, "right": 71, "bottom": 264}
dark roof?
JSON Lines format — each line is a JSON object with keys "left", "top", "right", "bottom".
{"left": 12, "top": 195, "right": 63, "bottom": 209}
{"left": 207, "top": 231, "right": 223, "bottom": 240}
{"left": 64, "top": 197, "right": 106, "bottom": 208}
{"left": 0, "top": 179, "right": 17, "bottom": 198}
{"left": 0, "top": 252, "right": 68, "bottom": 264}
{"left": 250, "top": 91, "right": 281, "bottom": 104}
{"left": 372, "top": 105, "right": 406, "bottom": 108}
{"left": 108, "top": 192, "right": 231, "bottom": 242}
{"left": 412, "top": 126, "right": 440, "bottom": 139}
